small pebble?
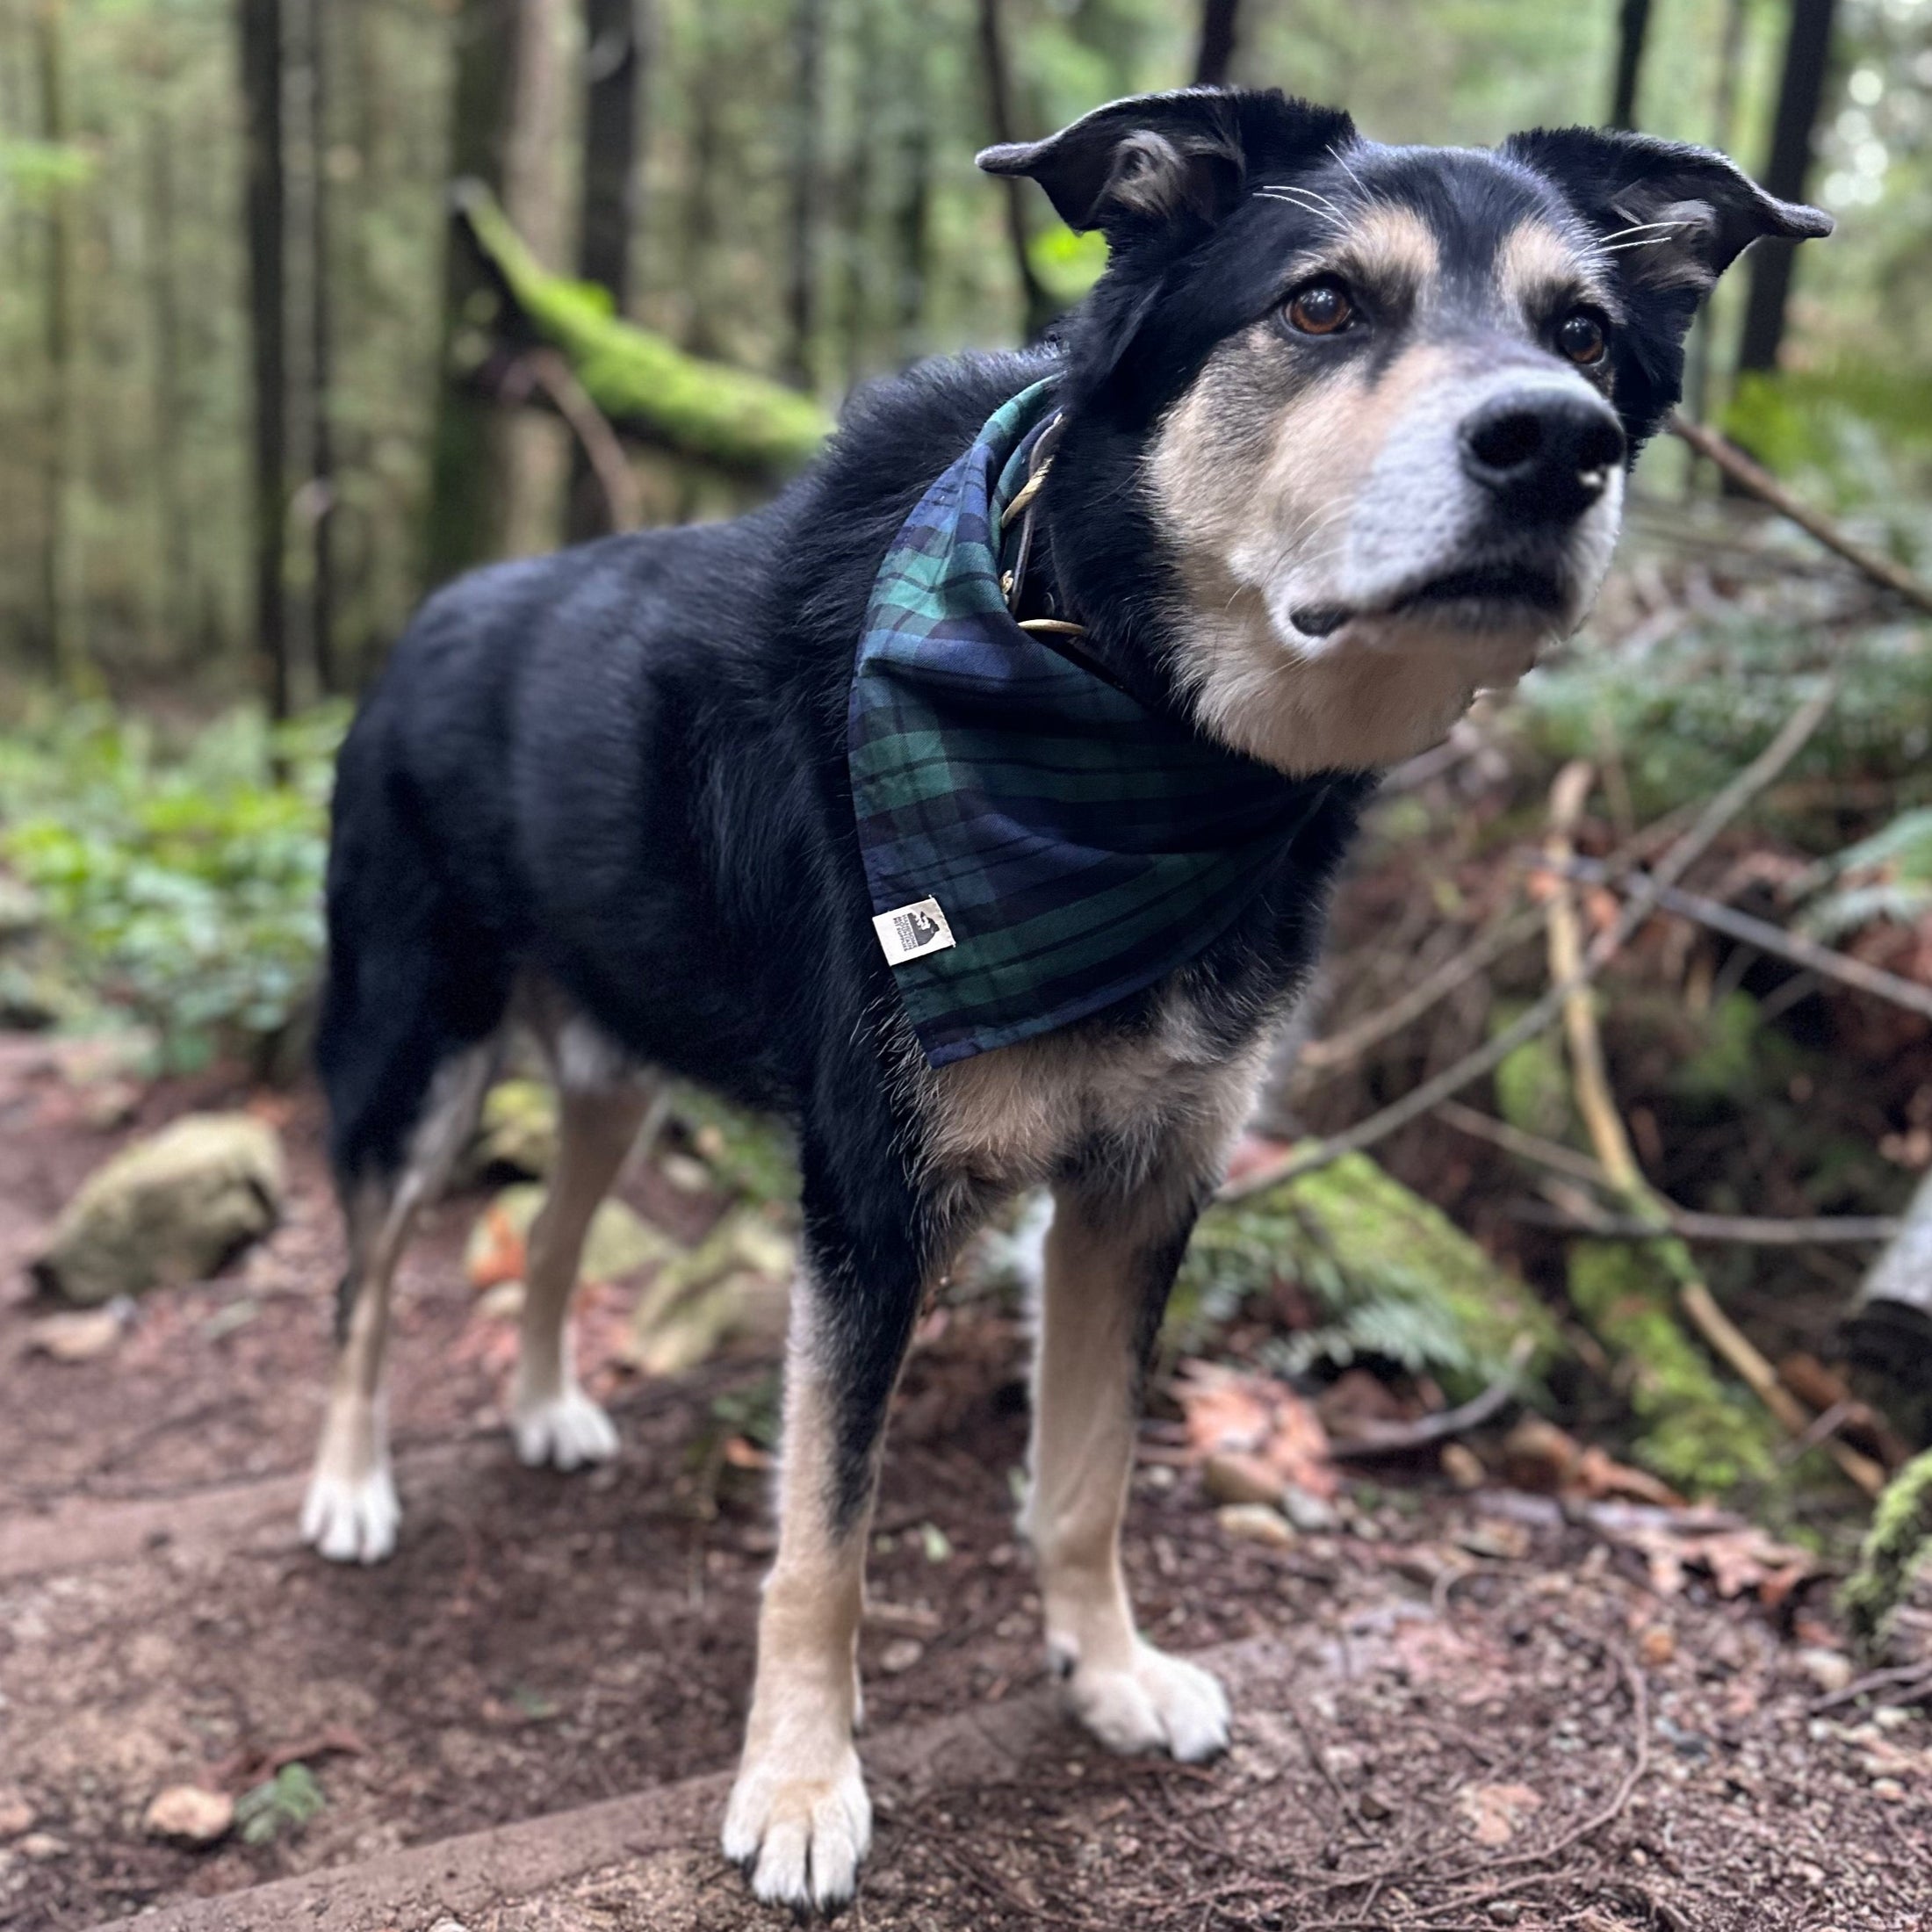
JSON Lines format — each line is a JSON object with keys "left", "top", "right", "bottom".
{"left": 1796, "top": 1647, "right": 1853, "bottom": 1697}
{"left": 1872, "top": 1705, "right": 1914, "bottom": 1731}
{"left": 1215, "top": 1503, "right": 1296, "bottom": 1548}
{"left": 18, "top": 1834, "right": 67, "bottom": 1861}
{"left": 1280, "top": 1485, "right": 1340, "bottom": 1533}
{"left": 1639, "top": 1625, "right": 1676, "bottom": 1667}
{"left": 142, "top": 1786, "right": 234, "bottom": 1848}
{"left": 0, "top": 1794, "right": 33, "bottom": 1839}
{"left": 1871, "top": 1777, "right": 1906, "bottom": 1804}
{"left": 1439, "top": 1443, "right": 1486, "bottom": 1491}
{"left": 878, "top": 1638, "right": 925, "bottom": 1675}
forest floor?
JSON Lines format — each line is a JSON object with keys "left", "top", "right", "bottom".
{"left": 2, "top": 1035, "right": 1929, "bottom": 1932}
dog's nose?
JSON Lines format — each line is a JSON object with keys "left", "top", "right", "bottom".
{"left": 1459, "top": 391, "right": 1626, "bottom": 524}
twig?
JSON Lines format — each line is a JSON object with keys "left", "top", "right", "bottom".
{"left": 1545, "top": 854, "right": 1932, "bottom": 1026}
{"left": 1434, "top": 1098, "right": 1615, "bottom": 1186}
{"left": 1669, "top": 414, "right": 1932, "bottom": 617}
{"left": 1327, "top": 1336, "right": 1533, "bottom": 1458}
{"left": 511, "top": 347, "right": 645, "bottom": 532}
{"left": 1221, "top": 682, "right": 1841, "bottom": 1202}
{"left": 1507, "top": 1200, "right": 1900, "bottom": 1246}
{"left": 1808, "top": 1658, "right": 1932, "bottom": 1715}
{"left": 1540, "top": 761, "right": 1885, "bottom": 1500}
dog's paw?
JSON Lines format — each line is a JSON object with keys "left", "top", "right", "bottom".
{"left": 300, "top": 1464, "right": 400, "bottom": 1565}
{"left": 722, "top": 1739, "right": 871, "bottom": 1911}
{"left": 1063, "top": 1642, "right": 1230, "bottom": 1763}
{"left": 512, "top": 1384, "right": 619, "bottom": 1471}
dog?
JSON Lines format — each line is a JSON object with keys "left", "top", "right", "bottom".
{"left": 301, "top": 86, "right": 1827, "bottom": 1910}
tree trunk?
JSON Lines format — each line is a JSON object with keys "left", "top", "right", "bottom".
{"left": 143, "top": 104, "right": 192, "bottom": 668}
{"left": 1606, "top": 0, "right": 1652, "bottom": 129}
{"left": 1681, "top": 0, "right": 1749, "bottom": 432}
{"left": 890, "top": 38, "right": 931, "bottom": 364}
{"left": 302, "top": 0, "right": 338, "bottom": 692}
{"left": 1736, "top": 0, "right": 1838, "bottom": 376}
{"left": 782, "top": 0, "right": 825, "bottom": 391}
{"left": 1193, "top": 0, "right": 1239, "bottom": 88}
{"left": 836, "top": 0, "right": 880, "bottom": 389}
{"left": 568, "top": 0, "right": 647, "bottom": 539}
{"left": 238, "top": 0, "right": 290, "bottom": 718}
{"left": 424, "top": 0, "right": 524, "bottom": 588}
{"left": 35, "top": 0, "right": 83, "bottom": 688}
{"left": 975, "top": 0, "right": 1053, "bottom": 342}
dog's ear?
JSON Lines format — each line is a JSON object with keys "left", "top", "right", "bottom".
{"left": 1504, "top": 127, "right": 1832, "bottom": 295}
{"left": 977, "top": 88, "right": 1352, "bottom": 243}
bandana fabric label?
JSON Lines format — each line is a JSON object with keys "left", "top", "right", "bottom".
{"left": 847, "top": 378, "right": 1343, "bottom": 1070}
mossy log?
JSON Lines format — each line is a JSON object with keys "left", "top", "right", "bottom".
{"left": 1180, "top": 1150, "right": 1562, "bottom": 1400}
{"left": 1842, "top": 1446, "right": 1932, "bottom": 1652}
{"left": 454, "top": 183, "right": 833, "bottom": 479}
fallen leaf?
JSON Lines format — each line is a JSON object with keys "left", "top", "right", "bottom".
{"left": 1608, "top": 1521, "right": 1820, "bottom": 1604}
{"left": 1456, "top": 1781, "right": 1543, "bottom": 1847}
{"left": 1173, "top": 1360, "right": 1335, "bottom": 1500}
{"left": 1639, "top": 1625, "right": 1676, "bottom": 1667}
{"left": 464, "top": 1203, "right": 526, "bottom": 1291}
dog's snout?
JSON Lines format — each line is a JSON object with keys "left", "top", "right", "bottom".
{"left": 1459, "top": 392, "right": 1626, "bottom": 524}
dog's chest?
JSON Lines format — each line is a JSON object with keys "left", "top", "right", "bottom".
{"left": 910, "top": 994, "right": 1270, "bottom": 1194}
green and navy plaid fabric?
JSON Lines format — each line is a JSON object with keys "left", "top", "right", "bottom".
{"left": 848, "top": 379, "right": 1335, "bottom": 1069}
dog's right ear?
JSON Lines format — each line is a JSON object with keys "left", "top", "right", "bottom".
{"left": 977, "top": 88, "right": 1352, "bottom": 245}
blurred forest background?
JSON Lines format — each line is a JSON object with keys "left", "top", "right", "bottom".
{"left": 4, "top": 0, "right": 1932, "bottom": 1591}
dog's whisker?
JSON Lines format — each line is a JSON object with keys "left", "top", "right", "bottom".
{"left": 1597, "top": 219, "right": 1690, "bottom": 243}
{"left": 1326, "top": 141, "right": 1372, "bottom": 196}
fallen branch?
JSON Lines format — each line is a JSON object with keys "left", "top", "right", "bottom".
{"left": 1434, "top": 1098, "right": 1613, "bottom": 1187}
{"left": 1508, "top": 1200, "right": 1900, "bottom": 1246}
{"left": 1542, "top": 761, "right": 1884, "bottom": 1499}
{"left": 503, "top": 348, "right": 645, "bottom": 532}
{"left": 1327, "top": 1335, "right": 1533, "bottom": 1459}
{"left": 1222, "top": 681, "right": 1842, "bottom": 1201}
{"left": 1542, "top": 854, "right": 1932, "bottom": 1026}
{"left": 1669, "top": 413, "right": 1932, "bottom": 618}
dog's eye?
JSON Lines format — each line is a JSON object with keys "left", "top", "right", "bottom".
{"left": 1556, "top": 310, "right": 1608, "bottom": 366}
{"left": 1285, "top": 278, "right": 1353, "bottom": 336}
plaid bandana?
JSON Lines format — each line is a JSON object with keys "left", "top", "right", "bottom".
{"left": 849, "top": 379, "right": 1340, "bottom": 1070}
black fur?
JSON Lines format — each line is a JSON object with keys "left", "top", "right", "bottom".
{"left": 317, "top": 87, "right": 1820, "bottom": 1531}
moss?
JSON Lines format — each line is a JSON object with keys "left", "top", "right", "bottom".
{"left": 1567, "top": 1239, "right": 1778, "bottom": 1494}
{"left": 1180, "top": 1150, "right": 1562, "bottom": 1397}
{"left": 462, "top": 187, "right": 832, "bottom": 478}
{"left": 1842, "top": 1446, "right": 1932, "bottom": 1651}
{"left": 1494, "top": 1025, "right": 1575, "bottom": 1143}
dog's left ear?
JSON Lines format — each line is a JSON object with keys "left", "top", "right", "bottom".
{"left": 977, "top": 87, "right": 1352, "bottom": 244}
{"left": 1505, "top": 126, "right": 1832, "bottom": 294}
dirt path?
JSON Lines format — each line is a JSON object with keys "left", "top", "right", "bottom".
{"left": 1, "top": 1043, "right": 1928, "bottom": 1931}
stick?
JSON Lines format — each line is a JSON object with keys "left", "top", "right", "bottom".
{"left": 1220, "top": 682, "right": 1841, "bottom": 1202}
{"left": 1328, "top": 1336, "right": 1533, "bottom": 1459}
{"left": 517, "top": 347, "right": 645, "bottom": 532}
{"left": 1669, "top": 414, "right": 1932, "bottom": 618}
{"left": 1433, "top": 1098, "right": 1615, "bottom": 1187}
{"left": 1545, "top": 854, "right": 1932, "bottom": 1025}
{"left": 1541, "top": 763, "right": 1885, "bottom": 1499}
{"left": 1508, "top": 1200, "right": 1900, "bottom": 1246}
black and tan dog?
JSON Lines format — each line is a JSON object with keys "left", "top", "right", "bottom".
{"left": 302, "top": 87, "right": 1826, "bottom": 1909}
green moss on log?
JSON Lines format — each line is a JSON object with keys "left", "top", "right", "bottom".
{"left": 1567, "top": 1238, "right": 1778, "bottom": 1493}
{"left": 1842, "top": 1446, "right": 1932, "bottom": 1651}
{"left": 1179, "top": 1150, "right": 1561, "bottom": 1397}
{"left": 458, "top": 184, "right": 832, "bottom": 478}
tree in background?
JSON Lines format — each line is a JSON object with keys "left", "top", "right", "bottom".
{"left": 570, "top": 0, "right": 648, "bottom": 537}
{"left": 299, "top": 0, "right": 338, "bottom": 692}
{"left": 976, "top": 0, "right": 1053, "bottom": 342}
{"left": 1738, "top": 0, "right": 1840, "bottom": 376}
{"left": 1606, "top": 0, "right": 1652, "bottom": 130}
{"left": 238, "top": 0, "right": 289, "bottom": 718}
{"left": 425, "top": 0, "right": 527, "bottom": 587}
{"left": 1194, "top": 0, "right": 1240, "bottom": 89}
{"left": 35, "top": 0, "right": 83, "bottom": 688}
{"left": 782, "top": 0, "right": 825, "bottom": 390}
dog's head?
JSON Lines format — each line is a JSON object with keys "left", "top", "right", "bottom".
{"left": 980, "top": 90, "right": 1830, "bottom": 774}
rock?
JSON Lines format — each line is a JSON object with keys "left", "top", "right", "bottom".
{"left": 18, "top": 1833, "right": 68, "bottom": 1861}
{"left": 1439, "top": 1443, "right": 1486, "bottom": 1491}
{"left": 1639, "top": 1625, "right": 1676, "bottom": 1667}
{"left": 1203, "top": 1453, "right": 1285, "bottom": 1510}
{"left": 1215, "top": 1503, "right": 1297, "bottom": 1547}
{"left": 36, "top": 1114, "right": 285, "bottom": 1304}
{"left": 1501, "top": 1415, "right": 1584, "bottom": 1493}
{"left": 25, "top": 1303, "right": 128, "bottom": 1363}
{"left": 1281, "top": 1485, "right": 1340, "bottom": 1534}
{"left": 623, "top": 1208, "right": 792, "bottom": 1374}
{"left": 1798, "top": 1647, "right": 1855, "bottom": 1697}
{"left": 0, "top": 1793, "right": 33, "bottom": 1838}
{"left": 878, "top": 1638, "right": 925, "bottom": 1675}
{"left": 143, "top": 1785, "right": 234, "bottom": 1847}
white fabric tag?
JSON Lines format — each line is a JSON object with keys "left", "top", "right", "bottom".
{"left": 873, "top": 898, "right": 955, "bottom": 966}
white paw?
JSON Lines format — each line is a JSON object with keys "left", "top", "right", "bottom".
{"left": 512, "top": 1384, "right": 619, "bottom": 1471}
{"left": 300, "top": 1464, "right": 400, "bottom": 1565}
{"left": 1063, "top": 1642, "right": 1230, "bottom": 1763}
{"left": 722, "top": 1737, "right": 872, "bottom": 1911}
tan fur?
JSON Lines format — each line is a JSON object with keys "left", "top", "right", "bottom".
{"left": 1495, "top": 217, "right": 1611, "bottom": 319}
{"left": 1333, "top": 201, "right": 1440, "bottom": 296}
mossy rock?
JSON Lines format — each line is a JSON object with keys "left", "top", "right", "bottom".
{"left": 466, "top": 1183, "right": 675, "bottom": 1287}
{"left": 1183, "top": 1151, "right": 1561, "bottom": 1397}
{"left": 466, "top": 1078, "right": 559, "bottom": 1180}
{"left": 1567, "top": 1238, "right": 1777, "bottom": 1494}
{"left": 1842, "top": 1446, "right": 1932, "bottom": 1652}
{"left": 37, "top": 1113, "right": 285, "bottom": 1303}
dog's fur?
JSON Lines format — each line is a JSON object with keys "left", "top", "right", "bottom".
{"left": 303, "top": 88, "right": 1826, "bottom": 1910}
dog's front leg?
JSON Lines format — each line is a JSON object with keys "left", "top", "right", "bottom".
{"left": 1024, "top": 1172, "right": 1230, "bottom": 1762}
{"left": 724, "top": 1222, "right": 924, "bottom": 1911}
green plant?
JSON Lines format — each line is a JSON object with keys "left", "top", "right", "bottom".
{"left": 1800, "top": 806, "right": 1932, "bottom": 940}
{"left": 0, "top": 703, "right": 344, "bottom": 1069}
{"left": 234, "top": 1763, "right": 326, "bottom": 1847}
